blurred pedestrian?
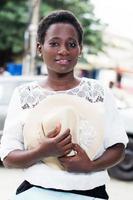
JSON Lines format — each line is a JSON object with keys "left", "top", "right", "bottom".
{"left": 0, "top": 65, "right": 10, "bottom": 76}
{"left": 116, "top": 67, "right": 123, "bottom": 88}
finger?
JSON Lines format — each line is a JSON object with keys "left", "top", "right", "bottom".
{"left": 58, "top": 156, "right": 69, "bottom": 162}
{"left": 56, "top": 128, "right": 70, "bottom": 143}
{"left": 63, "top": 143, "right": 73, "bottom": 152}
{"left": 59, "top": 144, "right": 74, "bottom": 158}
{"left": 64, "top": 149, "right": 74, "bottom": 156}
{"left": 47, "top": 123, "right": 61, "bottom": 138}
{"left": 72, "top": 143, "right": 85, "bottom": 154}
{"left": 60, "top": 134, "right": 72, "bottom": 146}
{"left": 60, "top": 145, "right": 73, "bottom": 157}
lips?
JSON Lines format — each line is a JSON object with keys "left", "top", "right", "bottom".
{"left": 55, "top": 59, "right": 70, "bottom": 65}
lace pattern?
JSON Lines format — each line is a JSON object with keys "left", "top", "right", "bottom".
{"left": 18, "top": 78, "right": 104, "bottom": 109}
{"left": 78, "top": 117, "right": 96, "bottom": 149}
{"left": 19, "top": 83, "right": 45, "bottom": 109}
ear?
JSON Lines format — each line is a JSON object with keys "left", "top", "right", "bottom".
{"left": 37, "top": 42, "right": 42, "bottom": 56}
{"left": 79, "top": 44, "right": 83, "bottom": 56}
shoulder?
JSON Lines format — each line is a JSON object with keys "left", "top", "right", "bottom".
{"left": 82, "top": 77, "right": 104, "bottom": 88}
{"left": 18, "top": 81, "right": 39, "bottom": 93}
{"left": 16, "top": 82, "right": 45, "bottom": 109}
{"left": 81, "top": 77, "right": 105, "bottom": 102}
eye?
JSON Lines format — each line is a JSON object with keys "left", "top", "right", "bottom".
{"left": 49, "top": 42, "right": 59, "bottom": 47}
{"left": 68, "top": 41, "right": 77, "bottom": 48}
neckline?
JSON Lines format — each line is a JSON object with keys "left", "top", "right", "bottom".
{"left": 37, "top": 77, "right": 85, "bottom": 93}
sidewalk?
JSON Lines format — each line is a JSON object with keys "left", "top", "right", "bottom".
{"left": 0, "top": 167, "right": 132, "bottom": 200}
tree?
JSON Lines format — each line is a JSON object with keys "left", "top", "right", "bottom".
{"left": 0, "top": 0, "right": 105, "bottom": 66}
{"left": 0, "top": 1, "right": 29, "bottom": 65}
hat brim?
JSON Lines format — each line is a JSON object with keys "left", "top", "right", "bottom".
{"left": 23, "top": 94, "right": 105, "bottom": 170}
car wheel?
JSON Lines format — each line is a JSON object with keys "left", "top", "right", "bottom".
{"left": 108, "top": 136, "right": 133, "bottom": 181}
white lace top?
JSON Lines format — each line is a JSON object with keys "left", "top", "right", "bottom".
{"left": 0, "top": 77, "right": 128, "bottom": 190}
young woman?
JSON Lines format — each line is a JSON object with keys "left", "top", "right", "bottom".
{"left": 0, "top": 10, "right": 128, "bottom": 200}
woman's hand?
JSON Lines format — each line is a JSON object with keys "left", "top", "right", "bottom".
{"left": 37, "top": 123, "right": 73, "bottom": 158}
{"left": 58, "top": 143, "right": 125, "bottom": 173}
{"left": 3, "top": 123, "right": 73, "bottom": 168}
{"left": 58, "top": 144, "right": 93, "bottom": 173}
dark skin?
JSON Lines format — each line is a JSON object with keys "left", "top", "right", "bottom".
{"left": 3, "top": 23, "right": 125, "bottom": 172}
{"left": 59, "top": 143, "right": 125, "bottom": 173}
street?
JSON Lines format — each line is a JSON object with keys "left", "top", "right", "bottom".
{"left": 0, "top": 166, "right": 132, "bottom": 200}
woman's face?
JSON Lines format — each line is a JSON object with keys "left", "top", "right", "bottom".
{"left": 38, "top": 23, "right": 82, "bottom": 74}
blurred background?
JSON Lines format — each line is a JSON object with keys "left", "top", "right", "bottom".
{"left": 0, "top": 0, "right": 133, "bottom": 199}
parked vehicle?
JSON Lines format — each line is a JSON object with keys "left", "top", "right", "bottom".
{"left": 0, "top": 76, "right": 44, "bottom": 141}
{"left": 97, "top": 69, "right": 133, "bottom": 181}
{"left": 108, "top": 99, "right": 133, "bottom": 181}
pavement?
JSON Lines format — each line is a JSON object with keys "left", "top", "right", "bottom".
{"left": 0, "top": 166, "right": 132, "bottom": 200}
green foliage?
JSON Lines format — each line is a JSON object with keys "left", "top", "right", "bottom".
{"left": 0, "top": 0, "right": 29, "bottom": 62}
{"left": 0, "top": 0, "right": 105, "bottom": 64}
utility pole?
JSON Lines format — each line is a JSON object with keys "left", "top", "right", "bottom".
{"left": 23, "top": 0, "right": 41, "bottom": 75}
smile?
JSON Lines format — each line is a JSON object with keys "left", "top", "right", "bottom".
{"left": 55, "top": 59, "right": 70, "bottom": 65}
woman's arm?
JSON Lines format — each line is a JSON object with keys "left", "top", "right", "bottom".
{"left": 3, "top": 125, "right": 73, "bottom": 168}
{"left": 58, "top": 143, "right": 125, "bottom": 173}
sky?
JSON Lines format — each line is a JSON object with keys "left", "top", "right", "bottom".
{"left": 93, "top": 0, "right": 133, "bottom": 40}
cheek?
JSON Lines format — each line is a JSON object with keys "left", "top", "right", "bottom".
{"left": 73, "top": 45, "right": 81, "bottom": 55}
{"left": 43, "top": 49, "right": 56, "bottom": 60}
{"left": 42, "top": 43, "right": 56, "bottom": 56}
{"left": 72, "top": 49, "right": 80, "bottom": 58}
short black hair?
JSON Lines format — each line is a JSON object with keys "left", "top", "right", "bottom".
{"left": 37, "top": 10, "right": 83, "bottom": 45}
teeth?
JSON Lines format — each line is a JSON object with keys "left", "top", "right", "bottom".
{"left": 56, "top": 60, "right": 69, "bottom": 64}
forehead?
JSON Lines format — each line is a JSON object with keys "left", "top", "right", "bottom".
{"left": 45, "top": 23, "right": 79, "bottom": 40}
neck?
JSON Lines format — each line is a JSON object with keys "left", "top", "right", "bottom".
{"left": 43, "top": 71, "right": 80, "bottom": 91}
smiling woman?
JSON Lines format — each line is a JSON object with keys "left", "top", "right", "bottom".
{"left": 0, "top": 10, "right": 128, "bottom": 200}
{"left": 37, "top": 23, "right": 82, "bottom": 76}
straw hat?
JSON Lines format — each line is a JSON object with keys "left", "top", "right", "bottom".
{"left": 23, "top": 94, "right": 105, "bottom": 170}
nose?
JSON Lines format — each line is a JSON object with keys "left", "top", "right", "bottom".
{"left": 57, "top": 45, "right": 69, "bottom": 56}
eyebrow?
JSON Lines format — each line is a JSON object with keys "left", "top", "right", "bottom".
{"left": 49, "top": 37, "right": 60, "bottom": 40}
{"left": 49, "top": 36, "right": 77, "bottom": 40}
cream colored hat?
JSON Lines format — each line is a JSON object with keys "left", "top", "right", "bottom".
{"left": 23, "top": 94, "right": 105, "bottom": 170}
